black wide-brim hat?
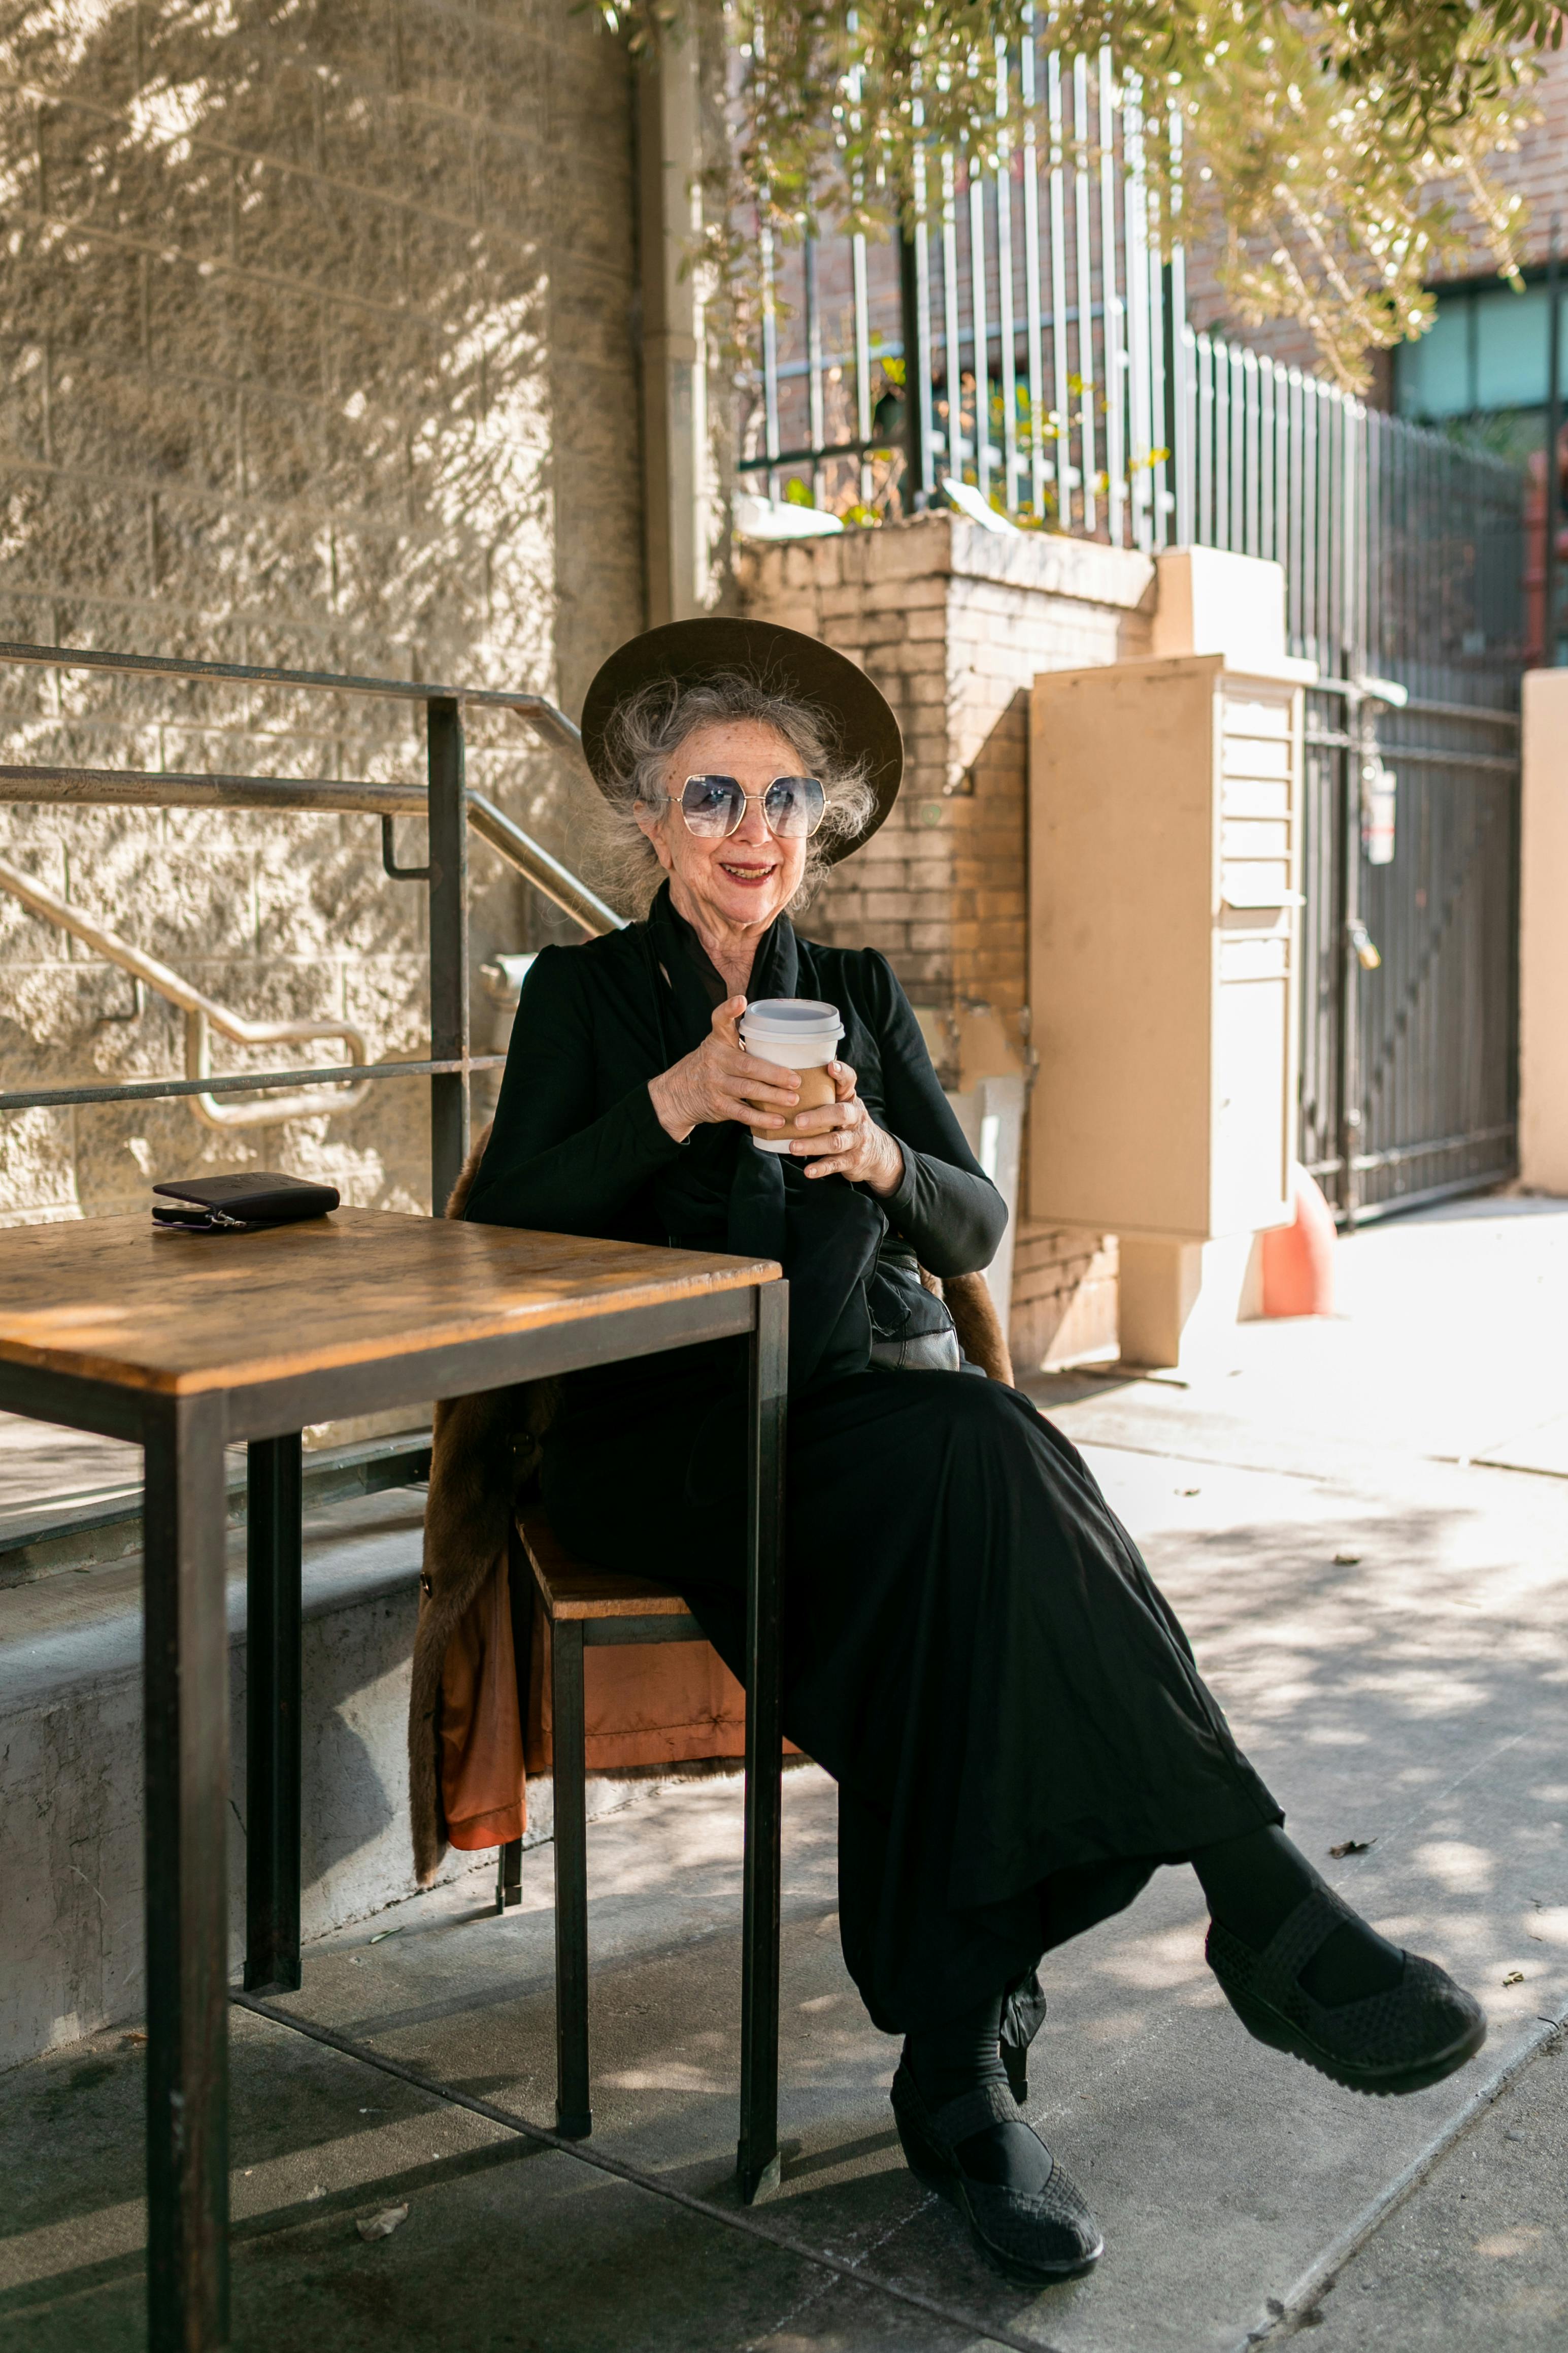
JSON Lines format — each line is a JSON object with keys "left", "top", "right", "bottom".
{"left": 579, "top": 617, "right": 903, "bottom": 864}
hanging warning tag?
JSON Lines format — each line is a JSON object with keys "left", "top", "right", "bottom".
{"left": 1361, "top": 757, "right": 1397, "bottom": 866}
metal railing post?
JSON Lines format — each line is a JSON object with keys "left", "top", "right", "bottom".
{"left": 427, "top": 697, "right": 470, "bottom": 1213}
{"left": 898, "top": 229, "right": 928, "bottom": 514}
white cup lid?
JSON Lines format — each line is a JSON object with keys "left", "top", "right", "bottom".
{"left": 740, "top": 997, "right": 843, "bottom": 1045}
{"left": 742, "top": 997, "right": 842, "bottom": 1028}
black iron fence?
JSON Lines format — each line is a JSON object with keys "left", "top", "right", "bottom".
{"left": 1184, "top": 332, "right": 1525, "bottom": 671}
{"left": 1298, "top": 677, "right": 1521, "bottom": 1225}
{"left": 1183, "top": 334, "right": 1526, "bottom": 1223}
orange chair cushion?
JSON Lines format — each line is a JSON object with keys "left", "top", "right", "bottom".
{"left": 437, "top": 1539, "right": 796, "bottom": 1854}
{"left": 525, "top": 1596, "right": 751, "bottom": 1776}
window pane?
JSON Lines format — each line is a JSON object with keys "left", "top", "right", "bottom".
{"left": 1396, "top": 297, "right": 1472, "bottom": 418}
{"left": 1396, "top": 281, "right": 1568, "bottom": 419}
{"left": 1475, "top": 283, "right": 1551, "bottom": 410}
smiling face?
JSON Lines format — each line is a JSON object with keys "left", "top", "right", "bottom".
{"left": 635, "top": 717, "right": 810, "bottom": 940}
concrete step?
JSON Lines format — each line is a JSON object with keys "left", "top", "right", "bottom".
{"left": 0, "top": 1479, "right": 657, "bottom": 2072}
{"left": 0, "top": 1430, "right": 435, "bottom": 1587}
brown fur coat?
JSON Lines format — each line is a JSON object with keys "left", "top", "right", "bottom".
{"left": 407, "top": 1126, "right": 1013, "bottom": 1886}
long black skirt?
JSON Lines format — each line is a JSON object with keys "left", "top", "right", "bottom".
{"left": 542, "top": 1356, "right": 1280, "bottom": 2034}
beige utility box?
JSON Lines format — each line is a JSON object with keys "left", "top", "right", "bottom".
{"left": 1028, "top": 651, "right": 1309, "bottom": 1241}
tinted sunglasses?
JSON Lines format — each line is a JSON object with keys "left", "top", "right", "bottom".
{"left": 669, "top": 773, "right": 827, "bottom": 840}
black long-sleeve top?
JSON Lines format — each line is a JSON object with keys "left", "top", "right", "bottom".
{"left": 464, "top": 897, "right": 1006, "bottom": 1284}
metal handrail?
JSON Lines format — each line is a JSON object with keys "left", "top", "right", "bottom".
{"left": 0, "top": 854, "right": 372, "bottom": 1129}
{"left": 465, "top": 792, "right": 623, "bottom": 935}
{"left": 0, "top": 782, "right": 623, "bottom": 932}
{"left": 0, "top": 641, "right": 615, "bottom": 1199}
{"left": 0, "top": 1058, "right": 499, "bottom": 1116}
{"left": 0, "top": 639, "right": 586, "bottom": 748}
{"left": 1302, "top": 731, "right": 1521, "bottom": 774}
{"left": 0, "top": 763, "right": 425, "bottom": 815}
{"left": 1309, "top": 679, "right": 1521, "bottom": 731}
{"left": 0, "top": 796, "right": 621, "bottom": 1121}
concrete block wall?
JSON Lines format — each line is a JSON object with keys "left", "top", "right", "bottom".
{"left": 0, "top": 2, "right": 642, "bottom": 1226}
{"left": 738, "top": 513, "right": 1154, "bottom": 1369}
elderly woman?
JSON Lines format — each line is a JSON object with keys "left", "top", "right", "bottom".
{"left": 464, "top": 618, "right": 1483, "bottom": 2283}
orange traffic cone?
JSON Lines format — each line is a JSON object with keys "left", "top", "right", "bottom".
{"left": 1261, "top": 1163, "right": 1337, "bottom": 1318}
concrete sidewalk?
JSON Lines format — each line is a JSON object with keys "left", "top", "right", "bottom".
{"left": 3, "top": 1195, "right": 1566, "bottom": 2350}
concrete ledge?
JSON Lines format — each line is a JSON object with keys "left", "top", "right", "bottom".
{"left": 0, "top": 1430, "right": 433, "bottom": 1589}
{"left": 0, "top": 1486, "right": 657, "bottom": 2071}
{"left": 740, "top": 508, "right": 1156, "bottom": 611}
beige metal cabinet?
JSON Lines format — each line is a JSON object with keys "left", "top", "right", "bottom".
{"left": 1027, "top": 651, "right": 1307, "bottom": 1241}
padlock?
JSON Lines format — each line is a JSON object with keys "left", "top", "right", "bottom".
{"left": 1347, "top": 918, "right": 1382, "bottom": 972}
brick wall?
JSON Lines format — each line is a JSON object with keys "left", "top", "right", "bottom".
{"left": 739, "top": 513, "right": 1153, "bottom": 1369}
{"left": 1440, "top": 44, "right": 1568, "bottom": 279}
{"left": 0, "top": 2, "right": 642, "bottom": 1226}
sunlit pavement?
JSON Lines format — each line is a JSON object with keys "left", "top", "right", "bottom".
{"left": 3, "top": 1193, "right": 1565, "bottom": 2351}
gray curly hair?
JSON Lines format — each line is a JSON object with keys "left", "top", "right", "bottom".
{"left": 586, "top": 670, "right": 876, "bottom": 917}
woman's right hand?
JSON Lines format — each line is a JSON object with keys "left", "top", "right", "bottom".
{"left": 648, "top": 997, "right": 801, "bottom": 1143}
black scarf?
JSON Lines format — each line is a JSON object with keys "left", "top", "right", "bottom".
{"left": 641, "top": 884, "right": 886, "bottom": 1392}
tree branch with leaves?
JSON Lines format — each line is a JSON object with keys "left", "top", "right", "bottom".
{"left": 596, "top": 1, "right": 1563, "bottom": 388}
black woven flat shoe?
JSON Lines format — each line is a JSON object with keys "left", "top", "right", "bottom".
{"left": 1207, "top": 1885, "right": 1487, "bottom": 2096}
{"left": 890, "top": 2063, "right": 1104, "bottom": 2283}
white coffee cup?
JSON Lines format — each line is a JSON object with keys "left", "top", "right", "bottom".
{"left": 738, "top": 998, "right": 844, "bottom": 1154}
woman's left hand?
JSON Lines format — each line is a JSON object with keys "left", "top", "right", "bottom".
{"left": 787, "top": 1058, "right": 905, "bottom": 1197}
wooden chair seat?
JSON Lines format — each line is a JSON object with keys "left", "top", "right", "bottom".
{"left": 517, "top": 1509, "right": 694, "bottom": 1624}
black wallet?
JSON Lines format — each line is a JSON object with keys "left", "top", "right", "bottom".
{"left": 151, "top": 1172, "right": 341, "bottom": 1233}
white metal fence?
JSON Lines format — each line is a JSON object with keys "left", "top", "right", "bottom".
{"left": 745, "top": 47, "right": 1178, "bottom": 549}
{"left": 740, "top": 46, "right": 1523, "bottom": 671}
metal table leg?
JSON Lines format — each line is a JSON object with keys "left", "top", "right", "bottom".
{"left": 244, "top": 1433, "right": 304, "bottom": 1995}
{"left": 143, "top": 1392, "right": 232, "bottom": 2352}
{"left": 737, "top": 1278, "right": 787, "bottom": 2204}
{"left": 551, "top": 1615, "right": 592, "bottom": 2139}
{"left": 426, "top": 694, "right": 470, "bottom": 1214}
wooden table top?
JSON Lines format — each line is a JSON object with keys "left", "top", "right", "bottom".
{"left": 0, "top": 1210, "right": 779, "bottom": 1395}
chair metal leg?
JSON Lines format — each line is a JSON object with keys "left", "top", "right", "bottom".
{"left": 497, "top": 1524, "right": 529, "bottom": 1915}
{"left": 738, "top": 1278, "right": 788, "bottom": 2204}
{"left": 143, "top": 1393, "right": 231, "bottom": 2352}
{"left": 244, "top": 1432, "right": 304, "bottom": 1995}
{"left": 551, "top": 1616, "right": 592, "bottom": 2138}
